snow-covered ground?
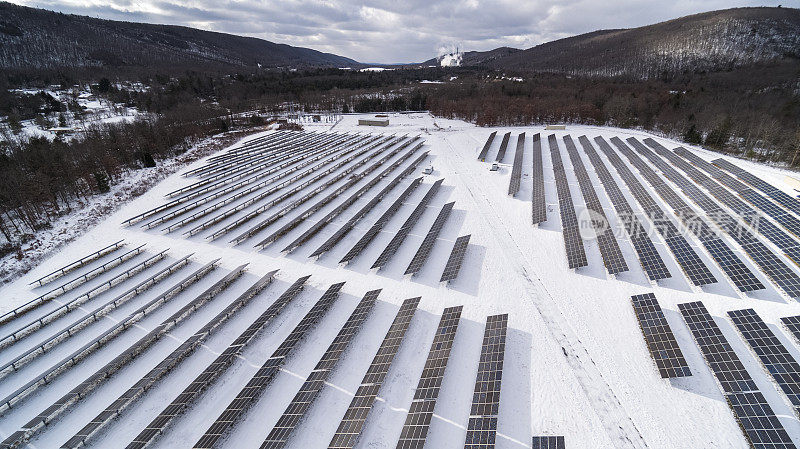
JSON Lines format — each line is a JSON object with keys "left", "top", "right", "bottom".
{"left": 0, "top": 129, "right": 261, "bottom": 284}
{"left": 1, "top": 84, "right": 144, "bottom": 142}
{"left": 2, "top": 113, "right": 800, "bottom": 448}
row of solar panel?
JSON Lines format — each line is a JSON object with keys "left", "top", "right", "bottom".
{"left": 630, "top": 138, "right": 800, "bottom": 299}
{"left": 0, "top": 243, "right": 147, "bottom": 327}
{"left": 130, "top": 131, "right": 471, "bottom": 281}
{"left": 652, "top": 141, "right": 800, "bottom": 271}
{"left": 151, "top": 134, "right": 369, "bottom": 232}
{"left": 200, "top": 134, "right": 401, "bottom": 241}
{"left": 548, "top": 134, "right": 588, "bottom": 269}
{"left": 0, "top": 255, "right": 509, "bottom": 449}
{"left": 713, "top": 158, "right": 800, "bottom": 217}
{"left": 0, "top": 258, "right": 238, "bottom": 449}
{"left": 184, "top": 130, "right": 298, "bottom": 176}
{"left": 126, "top": 131, "right": 345, "bottom": 225}
{"left": 176, "top": 132, "right": 348, "bottom": 199}
{"left": 507, "top": 130, "right": 788, "bottom": 297}
{"left": 310, "top": 155, "right": 428, "bottom": 258}
{"left": 577, "top": 137, "right": 671, "bottom": 281}
{"left": 206, "top": 135, "right": 398, "bottom": 242}
{"left": 477, "top": 131, "right": 497, "bottom": 161}
{"left": 0, "top": 254, "right": 194, "bottom": 383}
{"left": 675, "top": 149, "right": 800, "bottom": 243}
{"left": 531, "top": 134, "right": 547, "bottom": 225}
{"left": 535, "top": 131, "right": 800, "bottom": 300}
{"left": 285, "top": 149, "right": 429, "bottom": 255}
{"left": 128, "top": 132, "right": 388, "bottom": 238}
{"left": 604, "top": 137, "right": 764, "bottom": 292}
{"left": 253, "top": 138, "right": 425, "bottom": 249}
{"left": 632, "top": 292, "right": 800, "bottom": 448}
{"left": 0, "top": 260, "right": 290, "bottom": 449}
{"left": 563, "top": 135, "right": 628, "bottom": 275}
{"left": 508, "top": 133, "right": 525, "bottom": 197}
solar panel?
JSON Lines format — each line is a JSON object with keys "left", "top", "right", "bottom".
{"left": 0, "top": 259, "right": 221, "bottom": 416}
{"left": 662, "top": 236, "right": 718, "bottom": 286}
{"left": 564, "top": 135, "right": 628, "bottom": 274}
{"left": 28, "top": 240, "right": 125, "bottom": 287}
{"left": 188, "top": 132, "right": 319, "bottom": 178}
{"left": 201, "top": 135, "right": 391, "bottom": 241}
{"left": 508, "top": 133, "right": 525, "bottom": 196}
{"left": 193, "top": 281, "right": 344, "bottom": 449}
{"left": 340, "top": 178, "right": 424, "bottom": 264}
{"left": 260, "top": 289, "right": 380, "bottom": 449}
{"left": 670, "top": 146, "right": 800, "bottom": 265}
{"left": 478, "top": 131, "right": 497, "bottom": 161}
{"left": 215, "top": 135, "right": 402, "bottom": 242}
{"left": 495, "top": 132, "right": 511, "bottom": 163}
{"left": 372, "top": 179, "right": 444, "bottom": 269}
{"left": 0, "top": 244, "right": 147, "bottom": 326}
{"left": 440, "top": 235, "right": 471, "bottom": 283}
{"left": 127, "top": 133, "right": 352, "bottom": 226}
{"left": 728, "top": 308, "right": 800, "bottom": 415}
{"left": 600, "top": 137, "right": 769, "bottom": 292}
{"left": 0, "top": 263, "right": 243, "bottom": 449}
{"left": 311, "top": 153, "right": 428, "bottom": 258}
{"left": 781, "top": 315, "right": 800, "bottom": 346}
{"left": 577, "top": 136, "right": 670, "bottom": 280}
{"left": 678, "top": 301, "right": 795, "bottom": 449}
{"left": 260, "top": 139, "right": 423, "bottom": 250}
{"left": 62, "top": 270, "right": 279, "bottom": 449}
{"left": 701, "top": 238, "right": 764, "bottom": 292}
{"left": 739, "top": 240, "right": 800, "bottom": 299}
{"left": 630, "top": 293, "right": 691, "bottom": 378}
{"left": 395, "top": 306, "right": 462, "bottom": 449}
{"left": 549, "top": 134, "right": 588, "bottom": 269}
{"left": 464, "top": 314, "right": 508, "bottom": 449}
{"left": 532, "top": 436, "right": 565, "bottom": 449}
{"left": 193, "top": 133, "right": 339, "bottom": 180}
{"left": 531, "top": 133, "right": 547, "bottom": 224}
{"left": 126, "top": 275, "right": 310, "bottom": 449}
{"left": 405, "top": 202, "right": 455, "bottom": 275}
{"left": 328, "top": 297, "right": 420, "bottom": 449}
{"left": 284, "top": 146, "right": 427, "bottom": 254}
{"left": 628, "top": 137, "right": 800, "bottom": 299}
{"left": 195, "top": 132, "right": 341, "bottom": 177}
{"left": 0, "top": 249, "right": 169, "bottom": 350}
{"left": 713, "top": 158, "right": 800, "bottom": 217}
{"left": 0, "top": 254, "right": 194, "bottom": 378}
{"left": 155, "top": 135, "right": 368, "bottom": 232}
{"left": 726, "top": 392, "right": 796, "bottom": 449}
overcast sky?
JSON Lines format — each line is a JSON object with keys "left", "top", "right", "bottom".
{"left": 9, "top": 0, "right": 787, "bottom": 63}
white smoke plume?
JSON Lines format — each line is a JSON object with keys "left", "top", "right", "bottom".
{"left": 437, "top": 42, "right": 464, "bottom": 67}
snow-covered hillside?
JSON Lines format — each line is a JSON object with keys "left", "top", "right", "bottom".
{"left": 2, "top": 113, "right": 800, "bottom": 449}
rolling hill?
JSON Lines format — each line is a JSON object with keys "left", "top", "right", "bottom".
{"left": 0, "top": 2, "right": 357, "bottom": 72}
{"left": 441, "top": 7, "right": 800, "bottom": 79}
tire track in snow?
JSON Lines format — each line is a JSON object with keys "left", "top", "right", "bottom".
{"left": 439, "top": 133, "right": 648, "bottom": 449}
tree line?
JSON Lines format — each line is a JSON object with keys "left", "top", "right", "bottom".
{"left": 1, "top": 63, "right": 797, "bottom": 248}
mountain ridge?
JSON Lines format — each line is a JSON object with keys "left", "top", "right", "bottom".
{"left": 0, "top": 1, "right": 357, "bottom": 72}
{"left": 429, "top": 7, "right": 800, "bottom": 79}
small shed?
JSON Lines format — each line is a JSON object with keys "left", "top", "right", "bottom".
{"left": 359, "top": 119, "right": 389, "bottom": 127}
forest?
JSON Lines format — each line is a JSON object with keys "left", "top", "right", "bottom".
{"left": 1, "top": 63, "right": 798, "bottom": 247}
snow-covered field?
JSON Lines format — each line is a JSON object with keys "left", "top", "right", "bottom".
{"left": 2, "top": 112, "right": 800, "bottom": 448}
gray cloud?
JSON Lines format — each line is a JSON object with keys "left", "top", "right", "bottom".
{"left": 9, "top": 0, "right": 786, "bottom": 63}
